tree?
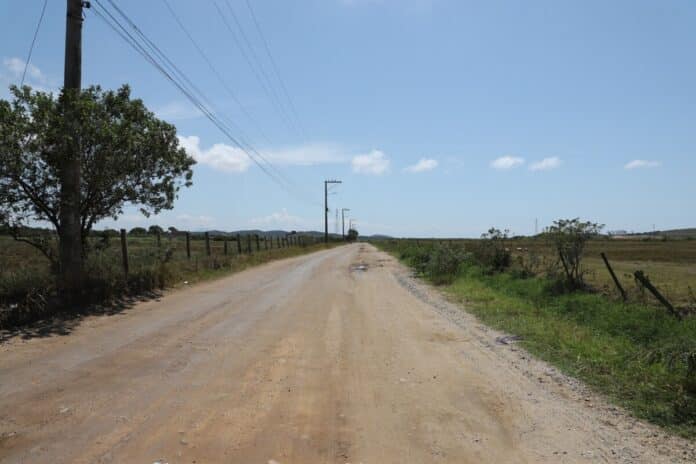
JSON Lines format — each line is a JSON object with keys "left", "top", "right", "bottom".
{"left": 546, "top": 218, "right": 603, "bottom": 289}
{"left": 148, "top": 225, "right": 164, "bottom": 235}
{"left": 129, "top": 227, "right": 147, "bottom": 236}
{"left": 347, "top": 228, "right": 359, "bottom": 242}
{"left": 477, "top": 227, "right": 512, "bottom": 272}
{"left": 0, "top": 85, "right": 195, "bottom": 292}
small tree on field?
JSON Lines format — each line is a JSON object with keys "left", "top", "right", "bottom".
{"left": 546, "top": 218, "right": 603, "bottom": 289}
{"left": 0, "top": 85, "right": 195, "bottom": 288}
{"left": 129, "top": 227, "right": 148, "bottom": 236}
{"left": 148, "top": 225, "right": 164, "bottom": 235}
{"left": 477, "top": 227, "right": 512, "bottom": 272}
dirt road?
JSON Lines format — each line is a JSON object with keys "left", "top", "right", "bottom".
{"left": 1, "top": 244, "right": 693, "bottom": 463}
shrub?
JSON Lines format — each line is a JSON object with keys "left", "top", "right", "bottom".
{"left": 474, "top": 228, "right": 512, "bottom": 273}
{"left": 425, "top": 243, "right": 470, "bottom": 285}
{"left": 545, "top": 218, "right": 603, "bottom": 290}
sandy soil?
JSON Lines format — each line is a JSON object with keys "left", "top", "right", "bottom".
{"left": 0, "top": 243, "right": 694, "bottom": 463}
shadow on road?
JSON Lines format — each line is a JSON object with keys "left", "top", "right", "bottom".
{"left": 0, "top": 291, "right": 162, "bottom": 344}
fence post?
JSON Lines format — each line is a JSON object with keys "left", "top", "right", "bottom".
{"left": 186, "top": 232, "right": 191, "bottom": 259}
{"left": 156, "top": 230, "right": 161, "bottom": 248}
{"left": 634, "top": 271, "right": 682, "bottom": 320}
{"left": 120, "top": 228, "right": 129, "bottom": 279}
{"left": 224, "top": 239, "right": 228, "bottom": 256}
{"left": 264, "top": 237, "right": 268, "bottom": 250}
{"left": 205, "top": 232, "right": 211, "bottom": 256}
{"left": 236, "top": 234, "right": 242, "bottom": 254}
{"left": 600, "top": 252, "right": 626, "bottom": 301}
{"left": 277, "top": 236, "right": 280, "bottom": 248}
{"left": 246, "top": 234, "right": 252, "bottom": 254}
{"left": 255, "top": 234, "right": 260, "bottom": 252}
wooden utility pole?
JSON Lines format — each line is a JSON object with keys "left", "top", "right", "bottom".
{"left": 60, "top": 0, "right": 88, "bottom": 296}
{"left": 324, "top": 180, "right": 341, "bottom": 243}
{"left": 341, "top": 208, "right": 350, "bottom": 240}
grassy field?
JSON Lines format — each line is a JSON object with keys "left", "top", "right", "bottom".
{"left": 0, "top": 233, "right": 337, "bottom": 329}
{"left": 411, "top": 237, "right": 696, "bottom": 308}
{"left": 375, "top": 237, "right": 696, "bottom": 438}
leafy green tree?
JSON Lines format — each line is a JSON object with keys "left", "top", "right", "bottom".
{"left": 129, "top": 227, "right": 148, "bottom": 236}
{"left": 0, "top": 85, "right": 195, "bottom": 287}
{"left": 477, "top": 227, "right": 512, "bottom": 272}
{"left": 546, "top": 218, "right": 603, "bottom": 289}
{"left": 148, "top": 225, "right": 164, "bottom": 235}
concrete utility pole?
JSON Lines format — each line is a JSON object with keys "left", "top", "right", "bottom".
{"left": 324, "top": 180, "right": 341, "bottom": 243}
{"left": 341, "top": 208, "right": 350, "bottom": 239}
{"left": 60, "top": 0, "right": 89, "bottom": 295}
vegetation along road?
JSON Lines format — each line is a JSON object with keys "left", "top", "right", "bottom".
{"left": 1, "top": 244, "right": 694, "bottom": 463}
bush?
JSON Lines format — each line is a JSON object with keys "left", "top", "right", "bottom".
{"left": 545, "top": 218, "right": 603, "bottom": 290}
{"left": 425, "top": 243, "right": 470, "bottom": 285}
{"left": 474, "top": 228, "right": 512, "bottom": 273}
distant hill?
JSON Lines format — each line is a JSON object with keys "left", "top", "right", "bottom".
{"left": 642, "top": 228, "right": 696, "bottom": 238}
{"left": 613, "top": 228, "right": 696, "bottom": 239}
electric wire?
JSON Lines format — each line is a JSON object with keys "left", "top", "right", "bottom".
{"left": 244, "top": 0, "right": 307, "bottom": 139}
{"left": 90, "top": 0, "right": 317, "bottom": 206}
{"left": 20, "top": 0, "right": 48, "bottom": 86}
{"left": 161, "top": 0, "right": 274, "bottom": 147}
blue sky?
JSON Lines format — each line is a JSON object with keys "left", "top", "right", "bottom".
{"left": 2, "top": 0, "right": 695, "bottom": 237}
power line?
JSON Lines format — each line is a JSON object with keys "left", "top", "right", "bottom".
{"left": 244, "top": 0, "right": 306, "bottom": 139}
{"left": 161, "top": 0, "right": 273, "bottom": 147}
{"left": 90, "top": 0, "right": 314, "bottom": 206}
{"left": 218, "top": 0, "right": 298, "bottom": 136}
{"left": 20, "top": 0, "right": 48, "bottom": 86}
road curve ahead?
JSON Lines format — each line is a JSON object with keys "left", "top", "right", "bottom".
{"left": 0, "top": 244, "right": 693, "bottom": 463}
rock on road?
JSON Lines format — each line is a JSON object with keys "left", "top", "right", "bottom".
{"left": 0, "top": 244, "right": 693, "bottom": 463}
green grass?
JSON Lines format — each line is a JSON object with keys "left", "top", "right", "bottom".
{"left": 375, "top": 239, "right": 696, "bottom": 438}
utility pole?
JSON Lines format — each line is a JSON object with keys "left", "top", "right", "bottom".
{"left": 60, "top": 0, "right": 89, "bottom": 296}
{"left": 324, "top": 179, "right": 341, "bottom": 243}
{"left": 341, "top": 208, "right": 350, "bottom": 239}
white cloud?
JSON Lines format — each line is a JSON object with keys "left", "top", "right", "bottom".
{"left": 624, "top": 159, "right": 661, "bottom": 170}
{"left": 155, "top": 101, "right": 202, "bottom": 121}
{"left": 404, "top": 158, "right": 438, "bottom": 173}
{"left": 490, "top": 156, "right": 525, "bottom": 170}
{"left": 179, "top": 136, "right": 352, "bottom": 173}
{"left": 178, "top": 135, "right": 252, "bottom": 173}
{"left": 264, "top": 143, "right": 347, "bottom": 166}
{"left": 249, "top": 209, "right": 305, "bottom": 228}
{"left": 1, "top": 57, "right": 56, "bottom": 94}
{"left": 175, "top": 214, "right": 215, "bottom": 229}
{"left": 351, "top": 150, "right": 390, "bottom": 175}
{"left": 529, "top": 157, "right": 561, "bottom": 171}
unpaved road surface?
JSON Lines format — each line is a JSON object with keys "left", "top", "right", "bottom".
{"left": 1, "top": 244, "right": 694, "bottom": 463}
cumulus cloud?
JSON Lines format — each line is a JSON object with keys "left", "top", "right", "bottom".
{"left": 624, "top": 160, "right": 661, "bottom": 170}
{"left": 404, "top": 158, "right": 438, "bottom": 173}
{"left": 1, "top": 57, "right": 56, "bottom": 94}
{"left": 249, "top": 209, "right": 305, "bottom": 227}
{"left": 264, "top": 143, "right": 347, "bottom": 166}
{"left": 351, "top": 150, "right": 390, "bottom": 175}
{"left": 179, "top": 136, "right": 352, "bottom": 173}
{"left": 490, "top": 156, "right": 525, "bottom": 170}
{"left": 178, "top": 135, "right": 252, "bottom": 173}
{"left": 529, "top": 157, "right": 561, "bottom": 171}
{"left": 175, "top": 214, "right": 215, "bottom": 229}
